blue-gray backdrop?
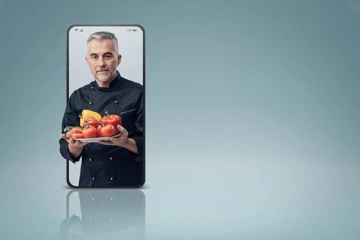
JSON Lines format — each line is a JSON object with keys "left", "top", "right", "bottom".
{"left": 0, "top": 0, "right": 359, "bottom": 239}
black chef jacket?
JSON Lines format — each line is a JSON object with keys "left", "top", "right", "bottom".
{"left": 59, "top": 72, "right": 144, "bottom": 188}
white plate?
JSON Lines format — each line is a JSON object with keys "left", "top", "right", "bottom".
{"left": 74, "top": 133, "right": 121, "bottom": 143}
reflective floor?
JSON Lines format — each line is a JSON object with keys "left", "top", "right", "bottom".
{"left": 62, "top": 190, "right": 145, "bottom": 239}
{"left": 0, "top": 159, "right": 359, "bottom": 240}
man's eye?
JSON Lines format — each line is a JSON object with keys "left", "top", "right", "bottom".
{"left": 105, "top": 55, "right": 112, "bottom": 59}
{"left": 91, "top": 56, "right": 97, "bottom": 59}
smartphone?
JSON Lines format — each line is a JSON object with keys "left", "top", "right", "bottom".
{"left": 63, "top": 24, "right": 145, "bottom": 188}
{"left": 61, "top": 189, "right": 145, "bottom": 239}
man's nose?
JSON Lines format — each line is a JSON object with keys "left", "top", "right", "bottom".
{"left": 98, "top": 57, "right": 106, "bottom": 65}
{"left": 97, "top": 61, "right": 106, "bottom": 67}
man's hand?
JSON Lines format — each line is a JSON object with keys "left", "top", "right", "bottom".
{"left": 60, "top": 134, "right": 88, "bottom": 158}
{"left": 98, "top": 125, "right": 138, "bottom": 154}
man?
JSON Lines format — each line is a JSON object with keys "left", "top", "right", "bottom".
{"left": 59, "top": 31, "right": 144, "bottom": 188}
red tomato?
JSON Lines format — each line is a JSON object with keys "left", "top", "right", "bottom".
{"left": 98, "top": 124, "right": 116, "bottom": 137}
{"left": 101, "top": 112, "right": 121, "bottom": 134}
{"left": 82, "top": 125, "right": 98, "bottom": 138}
{"left": 84, "top": 117, "right": 100, "bottom": 128}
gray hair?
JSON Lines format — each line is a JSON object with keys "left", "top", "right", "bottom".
{"left": 87, "top": 31, "right": 119, "bottom": 53}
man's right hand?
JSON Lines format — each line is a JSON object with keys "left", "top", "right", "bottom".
{"left": 60, "top": 134, "right": 88, "bottom": 158}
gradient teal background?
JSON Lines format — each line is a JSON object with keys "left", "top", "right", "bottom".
{"left": 0, "top": 0, "right": 359, "bottom": 239}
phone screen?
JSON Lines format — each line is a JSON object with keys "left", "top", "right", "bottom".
{"left": 62, "top": 190, "right": 145, "bottom": 239}
{"left": 64, "top": 25, "right": 145, "bottom": 188}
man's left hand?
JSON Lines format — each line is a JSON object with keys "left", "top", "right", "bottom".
{"left": 97, "top": 125, "right": 139, "bottom": 154}
{"left": 98, "top": 125, "right": 129, "bottom": 147}
{"left": 98, "top": 125, "right": 138, "bottom": 154}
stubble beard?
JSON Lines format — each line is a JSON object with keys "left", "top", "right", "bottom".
{"left": 95, "top": 70, "right": 117, "bottom": 86}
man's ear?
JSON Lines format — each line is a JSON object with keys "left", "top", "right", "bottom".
{"left": 85, "top": 56, "right": 90, "bottom": 67}
{"left": 117, "top": 54, "right": 122, "bottom": 66}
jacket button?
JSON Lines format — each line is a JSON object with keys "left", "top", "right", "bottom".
{"left": 110, "top": 177, "right": 113, "bottom": 181}
{"left": 89, "top": 102, "right": 92, "bottom": 105}
{"left": 91, "top": 86, "right": 94, "bottom": 89}
{"left": 89, "top": 158, "right": 92, "bottom": 161}
{"left": 109, "top": 157, "right": 112, "bottom": 160}
{"left": 92, "top": 177, "right": 95, "bottom": 180}
{"left": 114, "top": 100, "right": 118, "bottom": 104}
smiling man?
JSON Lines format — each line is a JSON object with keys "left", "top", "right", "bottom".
{"left": 59, "top": 31, "right": 144, "bottom": 188}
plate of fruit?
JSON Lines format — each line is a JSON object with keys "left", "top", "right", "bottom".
{"left": 64, "top": 109, "right": 122, "bottom": 143}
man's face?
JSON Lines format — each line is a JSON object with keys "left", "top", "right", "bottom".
{"left": 86, "top": 39, "right": 121, "bottom": 86}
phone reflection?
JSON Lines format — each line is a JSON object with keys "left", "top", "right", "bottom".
{"left": 60, "top": 189, "right": 145, "bottom": 240}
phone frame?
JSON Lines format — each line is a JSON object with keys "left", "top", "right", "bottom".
{"left": 65, "top": 24, "right": 146, "bottom": 188}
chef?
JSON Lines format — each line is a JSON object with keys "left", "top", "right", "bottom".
{"left": 59, "top": 31, "right": 144, "bottom": 187}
